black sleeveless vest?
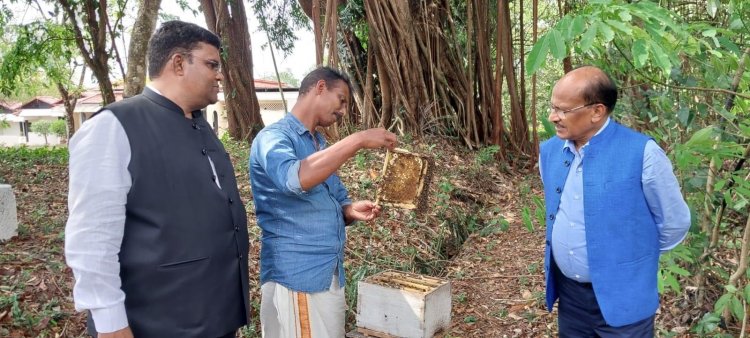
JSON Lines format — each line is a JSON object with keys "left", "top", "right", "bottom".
{"left": 89, "top": 88, "right": 249, "bottom": 337}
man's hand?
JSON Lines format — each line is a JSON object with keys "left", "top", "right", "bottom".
{"left": 354, "top": 128, "right": 398, "bottom": 150}
{"left": 99, "top": 327, "right": 134, "bottom": 338}
{"left": 344, "top": 200, "right": 382, "bottom": 224}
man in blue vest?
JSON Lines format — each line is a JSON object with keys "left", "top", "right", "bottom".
{"left": 539, "top": 66, "right": 691, "bottom": 337}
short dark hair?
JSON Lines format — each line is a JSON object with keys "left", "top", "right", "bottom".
{"left": 147, "top": 21, "right": 221, "bottom": 79}
{"left": 298, "top": 66, "right": 353, "bottom": 97}
{"left": 579, "top": 67, "right": 618, "bottom": 113}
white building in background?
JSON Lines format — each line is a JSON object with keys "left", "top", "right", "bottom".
{"left": 70, "top": 89, "right": 125, "bottom": 131}
{"left": 206, "top": 79, "right": 299, "bottom": 134}
{"left": 0, "top": 80, "right": 298, "bottom": 147}
{"left": 0, "top": 97, "right": 65, "bottom": 146}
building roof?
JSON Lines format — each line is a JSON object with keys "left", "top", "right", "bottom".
{"left": 253, "top": 79, "right": 292, "bottom": 89}
{"left": 18, "top": 108, "right": 65, "bottom": 118}
{"left": 77, "top": 88, "right": 125, "bottom": 105}
{"left": 0, "top": 100, "right": 22, "bottom": 111}
{"left": 18, "top": 96, "right": 63, "bottom": 109}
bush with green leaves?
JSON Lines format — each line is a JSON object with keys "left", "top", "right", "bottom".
{"left": 49, "top": 119, "right": 67, "bottom": 139}
{"left": 29, "top": 120, "right": 53, "bottom": 144}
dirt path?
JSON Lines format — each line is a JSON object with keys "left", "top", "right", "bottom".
{"left": 446, "top": 219, "right": 554, "bottom": 337}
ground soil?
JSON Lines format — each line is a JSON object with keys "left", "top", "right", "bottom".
{"left": 0, "top": 138, "right": 729, "bottom": 337}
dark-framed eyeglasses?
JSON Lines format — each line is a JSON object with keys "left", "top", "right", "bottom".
{"left": 188, "top": 54, "right": 222, "bottom": 73}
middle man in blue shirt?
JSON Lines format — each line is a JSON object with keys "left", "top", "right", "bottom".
{"left": 250, "top": 66, "right": 398, "bottom": 337}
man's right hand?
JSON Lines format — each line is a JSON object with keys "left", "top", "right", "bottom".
{"left": 99, "top": 327, "right": 134, "bottom": 338}
{"left": 355, "top": 128, "right": 398, "bottom": 150}
{"left": 299, "top": 128, "right": 398, "bottom": 190}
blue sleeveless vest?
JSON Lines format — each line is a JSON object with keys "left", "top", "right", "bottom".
{"left": 540, "top": 121, "right": 659, "bottom": 327}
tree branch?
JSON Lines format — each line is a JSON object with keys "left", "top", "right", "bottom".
{"left": 613, "top": 42, "right": 750, "bottom": 100}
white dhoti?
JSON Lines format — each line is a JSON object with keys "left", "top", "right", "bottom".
{"left": 260, "top": 275, "right": 345, "bottom": 338}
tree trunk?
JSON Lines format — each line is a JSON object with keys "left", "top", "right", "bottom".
{"left": 265, "top": 29, "right": 288, "bottom": 113}
{"left": 56, "top": 83, "right": 74, "bottom": 140}
{"left": 474, "top": 0, "right": 495, "bottom": 147}
{"left": 57, "top": 0, "right": 116, "bottom": 104}
{"left": 313, "top": 0, "right": 323, "bottom": 65}
{"left": 125, "top": 0, "right": 162, "bottom": 98}
{"left": 560, "top": 0, "right": 573, "bottom": 73}
{"left": 323, "top": 0, "right": 339, "bottom": 67}
{"left": 201, "top": 0, "right": 263, "bottom": 143}
{"left": 465, "top": 0, "right": 476, "bottom": 146}
{"left": 531, "top": 0, "right": 539, "bottom": 160}
{"left": 364, "top": 1, "right": 430, "bottom": 137}
{"left": 492, "top": 0, "right": 506, "bottom": 157}
{"left": 498, "top": 0, "right": 531, "bottom": 156}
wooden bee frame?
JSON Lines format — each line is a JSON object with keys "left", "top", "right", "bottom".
{"left": 376, "top": 148, "right": 432, "bottom": 210}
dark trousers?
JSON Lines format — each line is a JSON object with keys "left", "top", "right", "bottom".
{"left": 217, "top": 331, "right": 237, "bottom": 338}
{"left": 88, "top": 313, "right": 238, "bottom": 338}
{"left": 554, "top": 264, "right": 655, "bottom": 338}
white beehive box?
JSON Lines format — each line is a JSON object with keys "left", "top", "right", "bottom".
{"left": 356, "top": 271, "right": 451, "bottom": 338}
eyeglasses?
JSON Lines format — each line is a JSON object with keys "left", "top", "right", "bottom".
{"left": 188, "top": 54, "right": 222, "bottom": 73}
{"left": 549, "top": 102, "right": 600, "bottom": 120}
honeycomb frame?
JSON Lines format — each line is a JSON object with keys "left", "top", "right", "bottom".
{"left": 376, "top": 148, "right": 432, "bottom": 210}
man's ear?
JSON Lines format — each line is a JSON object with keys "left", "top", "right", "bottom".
{"left": 591, "top": 103, "right": 607, "bottom": 123}
{"left": 315, "top": 80, "right": 327, "bottom": 95}
{"left": 172, "top": 53, "right": 186, "bottom": 75}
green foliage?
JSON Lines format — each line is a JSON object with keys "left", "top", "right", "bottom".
{"left": 29, "top": 120, "right": 53, "bottom": 142}
{"left": 463, "top": 315, "right": 477, "bottom": 323}
{"left": 521, "top": 195, "right": 545, "bottom": 232}
{"left": 539, "top": 118, "right": 556, "bottom": 141}
{"left": 475, "top": 145, "right": 500, "bottom": 166}
{"left": 251, "top": 0, "right": 310, "bottom": 57}
{"left": 220, "top": 132, "right": 250, "bottom": 175}
{"left": 340, "top": 0, "right": 368, "bottom": 48}
{"left": 0, "top": 20, "right": 78, "bottom": 97}
{"left": 49, "top": 119, "right": 67, "bottom": 138}
{"left": 526, "top": 0, "right": 699, "bottom": 77}
{"left": 354, "top": 151, "right": 370, "bottom": 170}
{"left": 0, "top": 3, "right": 11, "bottom": 37}
{"left": 692, "top": 312, "right": 725, "bottom": 336}
{"left": 657, "top": 245, "right": 693, "bottom": 294}
{"left": 480, "top": 206, "right": 510, "bottom": 236}
{"left": 715, "top": 285, "right": 746, "bottom": 323}
{"left": 261, "top": 69, "right": 300, "bottom": 87}
{"left": 0, "top": 146, "right": 69, "bottom": 171}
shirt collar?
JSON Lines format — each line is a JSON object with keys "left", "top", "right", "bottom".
{"left": 146, "top": 84, "right": 161, "bottom": 95}
{"left": 284, "top": 113, "right": 310, "bottom": 136}
{"left": 562, "top": 117, "right": 611, "bottom": 152}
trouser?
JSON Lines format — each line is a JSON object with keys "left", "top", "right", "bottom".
{"left": 87, "top": 315, "right": 237, "bottom": 338}
{"left": 554, "top": 264, "right": 655, "bottom": 338}
{"left": 260, "top": 275, "right": 345, "bottom": 338}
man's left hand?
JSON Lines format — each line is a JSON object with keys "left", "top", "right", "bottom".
{"left": 344, "top": 200, "right": 382, "bottom": 224}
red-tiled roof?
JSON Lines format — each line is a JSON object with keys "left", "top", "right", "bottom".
{"left": 0, "top": 100, "right": 22, "bottom": 110}
{"left": 18, "top": 96, "right": 63, "bottom": 109}
{"left": 77, "top": 89, "right": 125, "bottom": 105}
{"left": 254, "top": 79, "right": 291, "bottom": 89}
{"left": 34, "top": 96, "right": 63, "bottom": 105}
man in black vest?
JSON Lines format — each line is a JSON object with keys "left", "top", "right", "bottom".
{"left": 65, "top": 21, "right": 249, "bottom": 338}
